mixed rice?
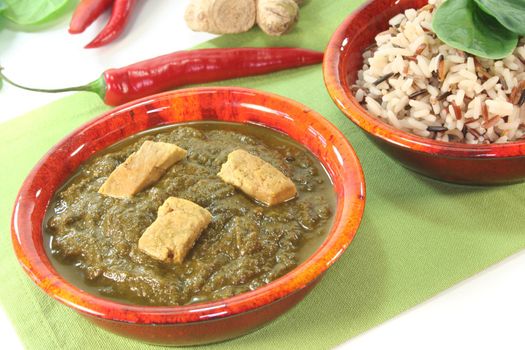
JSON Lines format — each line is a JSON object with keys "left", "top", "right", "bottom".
{"left": 354, "top": 0, "right": 525, "bottom": 144}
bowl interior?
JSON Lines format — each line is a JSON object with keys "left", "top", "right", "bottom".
{"left": 323, "top": 0, "right": 525, "bottom": 158}
{"left": 11, "top": 87, "right": 365, "bottom": 324}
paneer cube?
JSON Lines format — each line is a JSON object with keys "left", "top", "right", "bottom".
{"left": 138, "top": 197, "right": 212, "bottom": 263}
{"left": 99, "top": 141, "right": 187, "bottom": 198}
{"left": 217, "top": 149, "right": 297, "bottom": 206}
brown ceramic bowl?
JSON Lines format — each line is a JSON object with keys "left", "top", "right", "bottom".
{"left": 323, "top": 0, "right": 525, "bottom": 185}
{"left": 11, "top": 87, "right": 365, "bottom": 346}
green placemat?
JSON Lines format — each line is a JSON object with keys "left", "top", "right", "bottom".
{"left": 2, "top": 1, "right": 525, "bottom": 349}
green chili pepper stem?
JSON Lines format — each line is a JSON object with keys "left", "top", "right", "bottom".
{"left": 0, "top": 67, "right": 106, "bottom": 99}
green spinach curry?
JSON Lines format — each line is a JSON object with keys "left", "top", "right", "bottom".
{"left": 45, "top": 122, "right": 336, "bottom": 306}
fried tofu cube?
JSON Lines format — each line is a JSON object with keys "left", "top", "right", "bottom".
{"left": 217, "top": 149, "right": 297, "bottom": 206}
{"left": 138, "top": 197, "right": 212, "bottom": 263}
{"left": 99, "top": 141, "right": 187, "bottom": 198}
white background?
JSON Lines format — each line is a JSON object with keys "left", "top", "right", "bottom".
{"left": 1, "top": 1, "right": 525, "bottom": 349}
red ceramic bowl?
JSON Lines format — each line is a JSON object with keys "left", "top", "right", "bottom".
{"left": 11, "top": 87, "right": 365, "bottom": 346}
{"left": 324, "top": 0, "right": 525, "bottom": 185}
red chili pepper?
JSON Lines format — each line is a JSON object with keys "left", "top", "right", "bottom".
{"left": 69, "top": 0, "right": 114, "bottom": 34}
{"left": 0, "top": 48, "right": 324, "bottom": 106}
{"left": 85, "top": 0, "right": 136, "bottom": 49}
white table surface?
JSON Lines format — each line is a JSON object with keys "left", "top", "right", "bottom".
{"left": 1, "top": 1, "right": 525, "bottom": 349}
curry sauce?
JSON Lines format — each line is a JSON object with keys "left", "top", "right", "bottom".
{"left": 44, "top": 121, "right": 336, "bottom": 306}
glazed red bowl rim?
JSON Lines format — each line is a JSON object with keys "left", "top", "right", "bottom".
{"left": 11, "top": 87, "right": 366, "bottom": 325}
{"left": 323, "top": 0, "right": 525, "bottom": 159}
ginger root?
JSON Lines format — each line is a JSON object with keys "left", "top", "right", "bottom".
{"left": 256, "top": 0, "right": 299, "bottom": 36}
{"left": 184, "top": 0, "right": 256, "bottom": 34}
{"left": 185, "top": 0, "right": 303, "bottom": 36}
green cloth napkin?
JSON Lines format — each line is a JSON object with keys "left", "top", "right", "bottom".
{"left": 2, "top": 0, "right": 525, "bottom": 349}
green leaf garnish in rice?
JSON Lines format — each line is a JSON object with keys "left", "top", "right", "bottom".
{"left": 474, "top": 0, "right": 525, "bottom": 36}
{"left": 432, "top": 0, "right": 518, "bottom": 59}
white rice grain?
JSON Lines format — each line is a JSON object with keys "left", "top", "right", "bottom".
{"left": 408, "top": 118, "right": 428, "bottom": 130}
{"left": 365, "top": 97, "right": 383, "bottom": 117}
{"left": 389, "top": 13, "right": 405, "bottom": 26}
{"left": 485, "top": 100, "right": 514, "bottom": 116}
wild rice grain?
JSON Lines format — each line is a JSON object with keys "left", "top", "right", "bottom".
{"left": 474, "top": 58, "right": 491, "bottom": 81}
{"left": 437, "top": 91, "right": 452, "bottom": 101}
{"left": 409, "top": 89, "right": 428, "bottom": 99}
{"left": 518, "top": 90, "right": 525, "bottom": 107}
{"left": 509, "top": 81, "right": 525, "bottom": 103}
{"left": 451, "top": 102, "right": 462, "bottom": 120}
{"left": 481, "top": 102, "right": 489, "bottom": 122}
{"left": 373, "top": 73, "right": 395, "bottom": 85}
{"left": 415, "top": 43, "right": 427, "bottom": 55}
{"left": 437, "top": 55, "right": 446, "bottom": 81}
{"left": 427, "top": 125, "right": 447, "bottom": 132}
{"left": 483, "top": 115, "right": 501, "bottom": 129}
{"left": 468, "top": 126, "right": 482, "bottom": 138}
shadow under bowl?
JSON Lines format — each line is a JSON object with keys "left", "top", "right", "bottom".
{"left": 323, "top": 0, "right": 525, "bottom": 185}
{"left": 11, "top": 87, "right": 366, "bottom": 346}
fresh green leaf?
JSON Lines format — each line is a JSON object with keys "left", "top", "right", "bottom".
{"left": 474, "top": 0, "right": 525, "bottom": 36}
{"left": 2, "top": 0, "right": 68, "bottom": 26}
{"left": 432, "top": 0, "right": 518, "bottom": 59}
{"left": 0, "top": 1, "right": 7, "bottom": 12}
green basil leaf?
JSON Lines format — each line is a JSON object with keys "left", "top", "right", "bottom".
{"left": 474, "top": 0, "right": 525, "bottom": 36}
{"left": 432, "top": 0, "right": 518, "bottom": 59}
{"left": 2, "top": 0, "right": 68, "bottom": 26}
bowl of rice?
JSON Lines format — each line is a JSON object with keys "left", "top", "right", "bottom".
{"left": 324, "top": 0, "right": 525, "bottom": 185}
